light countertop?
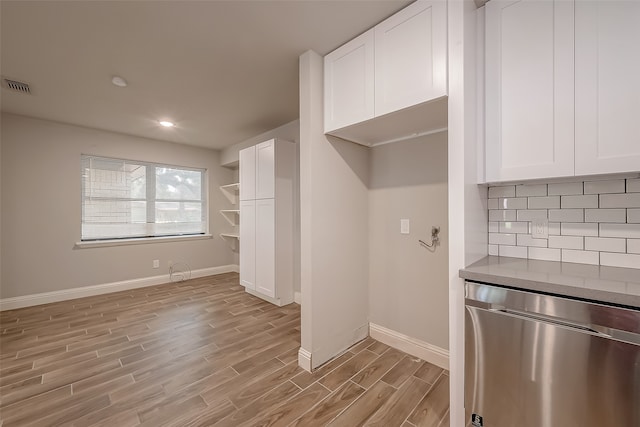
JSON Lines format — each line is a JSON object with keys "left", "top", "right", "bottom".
{"left": 459, "top": 256, "right": 640, "bottom": 308}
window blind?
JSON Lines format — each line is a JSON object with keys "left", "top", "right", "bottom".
{"left": 81, "top": 155, "right": 206, "bottom": 241}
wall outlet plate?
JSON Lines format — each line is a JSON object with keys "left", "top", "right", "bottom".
{"left": 400, "top": 219, "right": 410, "bottom": 234}
{"left": 531, "top": 218, "right": 549, "bottom": 239}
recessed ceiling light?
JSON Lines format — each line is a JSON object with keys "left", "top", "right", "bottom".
{"left": 159, "top": 120, "right": 175, "bottom": 128}
{"left": 111, "top": 76, "right": 127, "bottom": 87}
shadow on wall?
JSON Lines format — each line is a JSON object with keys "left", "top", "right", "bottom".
{"left": 326, "top": 134, "right": 370, "bottom": 187}
{"left": 369, "top": 131, "right": 448, "bottom": 190}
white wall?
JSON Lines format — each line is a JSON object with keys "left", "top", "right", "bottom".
{"left": 1, "top": 113, "right": 236, "bottom": 299}
{"left": 299, "top": 51, "right": 370, "bottom": 370}
{"left": 369, "top": 133, "right": 449, "bottom": 351}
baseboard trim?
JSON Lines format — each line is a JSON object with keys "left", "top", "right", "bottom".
{"left": 294, "top": 291, "right": 301, "bottom": 305}
{"left": 0, "top": 264, "right": 240, "bottom": 311}
{"left": 369, "top": 323, "right": 449, "bottom": 370}
{"left": 298, "top": 347, "right": 312, "bottom": 372}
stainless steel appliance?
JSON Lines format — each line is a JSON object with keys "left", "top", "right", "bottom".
{"left": 465, "top": 281, "right": 640, "bottom": 427}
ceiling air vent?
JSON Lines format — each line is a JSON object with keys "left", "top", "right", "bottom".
{"left": 2, "top": 78, "right": 31, "bottom": 94}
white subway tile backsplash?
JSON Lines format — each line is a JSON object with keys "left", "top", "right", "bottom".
{"left": 499, "top": 245, "right": 527, "bottom": 258}
{"left": 549, "top": 235, "right": 583, "bottom": 250}
{"left": 584, "top": 237, "right": 626, "bottom": 253}
{"left": 600, "top": 223, "right": 640, "bottom": 239}
{"left": 584, "top": 209, "right": 626, "bottom": 223}
{"left": 528, "top": 247, "right": 561, "bottom": 262}
{"left": 549, "top": 209, "right": 583, "bottom": 222}
{"left": 488, "top": 179, "right": 640, "bottom": 269}
{"left": 561, "top": 195, "right": 598, "bottom": 208}
{"left": 488, "top": 186, "right": 515, "bottom": 198}
{"left": 600, "top": 252, "right": 640, "bottom": 269}
{"left": 562, "top": 249, "right": 599, "bottom": 265}
{"left": 528, "top": 196, "right": 560, "bottom": 209}
{"left": 584, "top": 179, "right": 625, "bottom": 194}
{"left": 627, "top": 178, "right": 640, "bottom": 193}
{"left": 489, "top": 233, "right": 516, "bottom": 245}
{"left": 628, "top": 239, "right": 640, "bottom": 254}
{"left": 516, "top": 184, "right": 547, "bottom": 197}
{"left": 500, "top": 221, "right": 529, "bottom": 234}
{"left": 627, "top": 209, "right": 640, "bottom": 224}
{"left": 517, "top": 234, "right": 548, "bottom": 247}
{"left": 499, "top": 197, "right": 528, "bottom": 209}
{"left": 548, "top": 182, "right": 583, "bottom": 196}
{"left": 561, "top": 223, "right": 598, "bottom": 237}
{"left": 489, "top": 210, "right": 516, "bottom": 221}
{"left": 600, "top": 193, "right": 640, "bottom": 208}
{"left": 517, "top": 210, "right": 547, "bottom": 221}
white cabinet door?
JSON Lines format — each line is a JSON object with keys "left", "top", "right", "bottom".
{"left": 485, "top": 0, "right": 574, "bottom": 182}
{"left": 374, "top": 0, "right": 447, "bottom": 117}
{"left": 255, "top": 139, "right": 275, "bottom": 200}
{"left": 255, "top": 198, "right": 275, "bottom": 299}
{"left": 239, "top": 200, "right": 255, "bottom": 290}
{"left": 324, "top": 29, "right": 375, "bottom": 132}
{"left": 239, "top": 145, "right": 255, "bottom": 201}
{"left": 575, "top": 0, "right": 640, "bottom": 176}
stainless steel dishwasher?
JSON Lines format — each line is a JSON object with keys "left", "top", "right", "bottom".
{"left": 465, "top": 281, "right": 640, "bottom": 427}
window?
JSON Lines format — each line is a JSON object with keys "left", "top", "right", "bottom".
{"left": 81, "top": 155, "right": 206, "bottom": 241}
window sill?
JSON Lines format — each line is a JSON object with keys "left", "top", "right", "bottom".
{"left": 75, "top": 234, "right": 213, "bottom": 249}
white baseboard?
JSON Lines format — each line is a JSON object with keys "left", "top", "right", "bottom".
{"left": 294, "top": 291, "right": 301, "bottom": 305}
{"left": 0, "top": 264, "right": 240, "bottom": 311}
{"left": 298, "top": 347, "right": 312, "bottom": 372}
{"left": 369, "top": 323, "right": 449, "bottom": 370}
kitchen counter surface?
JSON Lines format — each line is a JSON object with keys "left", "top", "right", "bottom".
{"left": 460, "top": 256, "right": 640, "bottom": 308}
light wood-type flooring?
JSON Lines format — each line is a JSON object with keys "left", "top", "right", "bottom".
{"left": 0, "top": 273, "right": 449, "bottom": 426}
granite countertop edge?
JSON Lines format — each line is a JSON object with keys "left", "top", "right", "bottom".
{"left": 459, "top": 256, "right": 640, "bottom": 308}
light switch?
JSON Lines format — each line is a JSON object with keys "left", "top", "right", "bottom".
{"left": 400, "top": 219, "right": 410, "bottom": 234}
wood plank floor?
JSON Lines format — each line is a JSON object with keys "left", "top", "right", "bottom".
{"left": 0, "top": 273, "right": 449, "bottom": 426}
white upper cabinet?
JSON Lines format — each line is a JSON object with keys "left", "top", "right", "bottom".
{"left": 575, "top": 0, "right": 640, "bottom": 176}
{"left": 485, "top": 0, "right": 574, "bottom": 182}
{"left": 255, "top": 139, "right": 275, "bottom": 199}
{"left": 324, "top": 0, "right": 447, "bottom": 146}
{"left": 324, "top": 30, "right": 375, "bottom": 132}
{"left": 374, "top": 0, "right": 447, "bottom": 117}
{"left": 239, "top": 145, "right": 255, "bottom": 201}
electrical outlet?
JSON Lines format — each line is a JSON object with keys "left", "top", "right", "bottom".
{"left": 531, "top": 219, "right": 548, "bottom": 239}
{"left": 153, "top": 259, "right": 160, "bottom": 269}
{"left": 400, "top": 219, "right": 410, "bottom": 234}
{"left": 167, "top": 260, "right": 173, "bottom": 268}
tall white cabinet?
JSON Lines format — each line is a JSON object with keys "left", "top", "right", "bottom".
{"left": 239, "top": 139, "right": 295, "bottom": 306}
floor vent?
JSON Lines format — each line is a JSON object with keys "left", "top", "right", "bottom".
{"left": 2, "top": 78, "right": 31, "bottom": 94}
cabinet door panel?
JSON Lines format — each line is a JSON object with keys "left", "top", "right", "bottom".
{"left": 485, "top": 0, "right": 574, "bottom": 182}
{"left": 255, "top": 140, "right": 275, "bottom": 199}
{"left": 575, "top": 0, "right": 640, "bottom": 175}
{"left": 255, "top": 199, "right": 275, "bottom": 298}
{"left": 374, "top": 0, "right": 447, "bottom": 117}
{"left": 324, "top": 30, "right": 375, "bottom": 132}
{"left": 239, "top": 146, "right": 255, "bottom": 201}
{"left": 239, "top": 200, "right": 255, "bottom": 290}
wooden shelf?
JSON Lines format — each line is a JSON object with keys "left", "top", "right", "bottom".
{"left": 220, "top": 233, "right": 239, "bottom": 240}
{"left": 220, "top": 183, "right": 240, "bottom": 204}
{"left": 220, "top": 210, "right": 239, "bottom": 226}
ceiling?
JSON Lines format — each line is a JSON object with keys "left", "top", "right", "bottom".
{"left": 0, "top": 0, "right": 411, "bottom": 150}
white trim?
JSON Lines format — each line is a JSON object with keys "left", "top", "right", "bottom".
{"left": 369, "top": 126, "right": 449, "bottom": 147}
{"left": 75, "top": 234, "right": 213, "bottom": 249}
{"left": 298, "top": 347, "right": 312, "bottom": 372}
{"left": 294, "top": 291, "right": 301, "bottom": 305}
{"left": 0, "top": 264, "right": 239, "bottom": 311}
{"left": 369, "top": 323, "right": 449, "bottom": 371}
